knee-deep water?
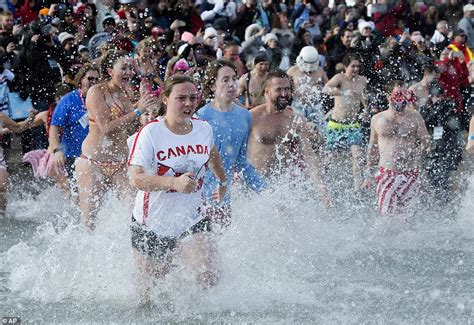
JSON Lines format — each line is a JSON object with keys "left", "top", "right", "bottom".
{"left": 1, "top": 169, "right": 473, "bottom": 323}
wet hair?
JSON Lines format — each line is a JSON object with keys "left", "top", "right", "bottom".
{"left": 385, "top": 79, "right": 403, "bottom": 97}
{"left": 342, "top": 53, "right": 360, "bottom": 67}
{"left": 74, "top": 63, "right": 100, "bottom": 88}
{"left": 100, "top": 49, "right": 129, "bottom": 79}
{"left": 202, "top": 59, "right": 237, "bottom": 100}
{"left": 264, "top": 69, "right": 293, "bottom": 93}
{"left": 157, "top": 75, "right": 196, "bottom": 116}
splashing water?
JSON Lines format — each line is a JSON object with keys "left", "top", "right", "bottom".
{"left": 1, "top": 171, "right": 473, "bottom": 323}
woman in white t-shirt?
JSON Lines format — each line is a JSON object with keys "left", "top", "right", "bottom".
{"left": 128, "top": 76, "right": 227, "bottom": 301}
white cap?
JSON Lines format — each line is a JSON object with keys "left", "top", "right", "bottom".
{"left": 203, "top": 27, "right": 217, "bottom": 40}
{"left": 78, "top": 45, "right": 88, "bottom": 53}
{"left": 58, "top": 32, "right": 74, "bottom": 44}
{"left": 263, "top": 33, "right": 278, "bottom": 45}
{"left": 358, "top": 19, "right": 375, "bottom": 34}
{"left": 296, "top": 46, "right": 319, "bottom": 72}
{"left": 464, "top": 4, "right": 474, "bottom": 13}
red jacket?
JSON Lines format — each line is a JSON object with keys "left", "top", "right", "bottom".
{"left": 14, "top": 0, "right": 38, "bottom": 25}
{"left": 372, "top": 0, "right": 409, "bottom": 37}
{"left": 436, "top": 58, "right": 464, "bottom": 113}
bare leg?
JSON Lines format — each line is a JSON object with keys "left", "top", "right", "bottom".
{"left": 0, "top": 168, "right": 7, "bottom": 218}
{"left": 75, "top": 158, "right": 104, "bottom": 230}
{"left": 178, "top": 233, "right": 219, "bottom": 288}
{"left": 133, "top": 249, "right": 172, "bottom": 305}
{"left": 51, "top": 174, "right": 71, "bottom": 198}
{"left": 351, "top": 145, "right": 364, "bottom": 192}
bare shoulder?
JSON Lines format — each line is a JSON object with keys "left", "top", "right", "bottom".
{"left": 408, "top": 82, "right": 418, "bottom": 91}
{"left": 87, "top": 83, "right": 107, "bottom": 97}
{"left": 329, "top": 73, "right": 342, "bottom": 82}
{"left": 286, "top": 66, "right": 298, "bottom": 76}
{"left": 406, "top": 109, "right": 424, "bottom": 121}
{"left": 249, "top": 104, "right": 266, "bottom": 118}
{"left": 358, "top": 75, "right": 368, "bottom": 84}
{"left": 371, "top": 111, "right": 385, "bottom": 127}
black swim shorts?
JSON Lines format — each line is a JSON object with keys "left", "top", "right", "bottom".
{"left": 130, "top": 216, "right": 212, "bottom": 260}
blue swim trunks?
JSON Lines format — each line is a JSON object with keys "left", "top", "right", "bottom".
{"left": 324, "top": 119, "right": 362, "bottom": 150}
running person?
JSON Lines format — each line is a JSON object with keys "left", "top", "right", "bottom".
{"left": 128, "top": 76, "right": 227, "bottom": 302}
{"left": 364, "top": 87, "right": 431, "bottom": 215}
{"left": 76, "top": 50, "right": 156, "bottom": 230}
{"left": 247, "top": 70, "right": 331, "bottom": 207}
{"left": 322, "top": 53, "right": 368, "bottom": 192}
{"left": 287, "top": 46, "right": 328, "bottom": 129}
{"left": 198, "top": 59, "right": 266, "bottom": 226}
{"left": 49, "top": 64, "right": 100, "bottom": 197}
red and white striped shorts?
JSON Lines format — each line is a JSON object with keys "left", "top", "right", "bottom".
{"left": 375, "top": 167, "right": 421, "bottom": 215}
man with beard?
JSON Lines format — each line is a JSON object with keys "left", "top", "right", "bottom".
{"left": 247, "top": 70, "right": 331, "bottom": 206}
{"left": 363, "top": 87, "right": 430, "bottom": 215}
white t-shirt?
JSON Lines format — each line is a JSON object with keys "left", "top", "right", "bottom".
{"left": 128, "top": 117, "right": 214, "bottom": 237}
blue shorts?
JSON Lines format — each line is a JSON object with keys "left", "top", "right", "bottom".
{"left": 324, "top": 119, "right": 362, "bottom": 150}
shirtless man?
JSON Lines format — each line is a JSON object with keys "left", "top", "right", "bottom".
{"left": 364, "top": 87, "right": 431, "bottom": 215}
{"left": 238, "top": 52, "right": 269, "bottom": 109}
{"left": 322, "top": 53, "right": 368, "bottom": 191}
{"left": 408, "top": 64, "right": 439, "bottom": 109}
{"left": 287, "top": 46, "right": 328, "bottom": 129}
{"left": 247, "top": 69, "right": 330, "bottom": 206}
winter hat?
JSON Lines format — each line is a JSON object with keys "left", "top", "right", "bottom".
{"left": 58, "top": 32, "right": 74, "bottom": 44}
{"left": 102, "top": 14, "right": 116, "bottom": 27}
{"left": 181, "top": 31, "right": 194, "bottom": 43}
{"left": 358, "top": 19, "right": 375, "bottom": 34}
{"left": 244, "top": 23, "right": 262, "bottom": 41}
{"left": 172, "top": 59, "right": 190, "bottom": 74}
{"left": 463, "top": 4, "right": 474, "bottom": 13}
{"left": 296, "top": 46, "right": 319, "bottom": 72}
{"left": 51, "top": 17, "right": 61, "bottom": 26}
{"left": 263, "top": 33, "right": 278, "bottom": 45}
{"left": 39, "top": 8, "right": 49, "bottom": 16}
{"left": 204, "top": 27, "right": 217, "bottom": 40}
{"left": 78, "top": 45, "right": 88, "bottom": 53}
{"left": 253, "top": 52, "right": 269, "bottom": 65}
